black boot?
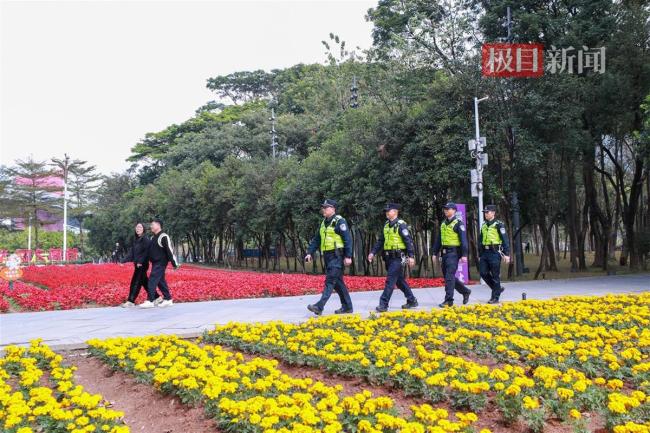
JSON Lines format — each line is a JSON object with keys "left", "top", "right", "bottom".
{"left": 375, "top": 305, "right": 388, "bottom": 313}
{"left": 402, "top": 299, "right": 419, "bottom": 309}
{"left": 335, "top": 307, "right": 353, "bottom": 314}
{"left": 438, "top": 301, "right": 453, "bottom": 308}
{"left": 307, "top": 304, "right": 323, "bottom": 315}
{"left": 462, "top": 289, "right": 471, "bottom": 305}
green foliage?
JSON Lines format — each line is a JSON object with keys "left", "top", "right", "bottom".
{"left": 81, "top": 0, "right": 650, "bottom": 273}
{"left": 0, "top": 229, "right": 81, "bottom": 251}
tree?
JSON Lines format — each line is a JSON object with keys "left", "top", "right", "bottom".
{"left": 67, "top": 163, "right": 101, "bottom": 257}
{"left": 3, "top": 157, "right": 62, "bottom": 248}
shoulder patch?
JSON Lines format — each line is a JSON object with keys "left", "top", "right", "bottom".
{"left": 339, "top": 223, "right": 347, "bottom": 231}
{"left": 500, "top": 227, "right": 506, "bottom": 234}
{"left": 460, "top": 224, "right": 466, "bottom": 232}
{"left": 401, "top": 228, "right": 410, "bottom": 236}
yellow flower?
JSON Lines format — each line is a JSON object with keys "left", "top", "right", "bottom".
{"left": 557, "top": 388, "right": 574, "bottom": 400}
{"left": 523, "top": 396, "right": 540, "bottom": 410}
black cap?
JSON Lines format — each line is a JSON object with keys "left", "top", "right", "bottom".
{"left": 442, "top": 202, "right": 457, "bottom": 210}
{"left": 151, "top": 216, "right": 163, "bottom": 227}
{"left": 483, "top": 204, "right": 497, "bottom": 212}
{"left": 383, "top": 202, "right": 401, "bottom": 211}
{"left": 320, "top": 199, "right": 337, "bottom": 208}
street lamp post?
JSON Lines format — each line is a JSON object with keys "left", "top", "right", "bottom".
{"left": 473, "top": 96, "right": 488, "bottom": 228}
{"left": 350, "top": 75, "right": 359, "bottom": 108}
{"left": 269, "top": 107, "right": 278, "bottom": 159}
{"left": 27, "top": 215, "right": 32, "bottom": 251}
{"left": 62, "top": 153, "right": 70, "bottom": 263}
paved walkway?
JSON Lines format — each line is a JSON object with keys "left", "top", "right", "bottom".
{"left": 1, "top": 273, "right": 648, "bottom": 349}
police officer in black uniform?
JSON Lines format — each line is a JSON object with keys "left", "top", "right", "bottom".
{"left": 140, "top": 217, "right": 180, "bottom": 309}
{"left": 120, "top": 222, "right": 151, "bottom": 307}
{"left": 479, "top": 204, "right": 510, "bottom": 304}
{"left": 368, "top": 203, "right": 418, "bottom": 312}
{"left": 431, "top": 202, "right": 471, "bottom": 307}
{"left": 304, "top": 199, "right": 354, "bottom": 315}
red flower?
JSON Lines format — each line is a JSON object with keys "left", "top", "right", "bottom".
{"left": 0, "top": 264, "right": 446, "bottom": 312}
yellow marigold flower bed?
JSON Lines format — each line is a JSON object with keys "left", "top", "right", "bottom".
{"left": 204, "top": 293, "right": 650, "bottom": 432}
{"left": 0, "top": 339, "right": 128, "bottom": 433}
{"left": 87, "top": 335, "right": 480, "bottom": 433}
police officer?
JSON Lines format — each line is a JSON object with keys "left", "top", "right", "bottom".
{"left": 431, "top": 202, "right": 471, "bottom": 307}
{"left": 368, "top": 203, "right": 418, "bottom": 312}
{"left": 304, "top": 199, "right": 354, "bottom": 315}
{"left": 140, "top": 217, "right": 180, "bottom": 309}
{"left": 479, "top": 204, "right": 510, "bottom": 304}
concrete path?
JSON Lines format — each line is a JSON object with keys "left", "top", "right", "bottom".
{"left": 1, "top": 273, "right": 648, "bottom": 349}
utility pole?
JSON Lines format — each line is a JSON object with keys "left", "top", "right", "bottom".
{"left": 27, "top": 215, "right": 32, "bottom": 251}
{"left": 350, "top": 75, "right": 359, "bottom": 108}
{"left": 470, "top": 97, "right": 489, "bottom": 228}
{"left": 504, "top": 5, "right": 525, "bottom": 275}
{"left": 62, "top": 153, "right": 70, "bottom": 262}
{"left": 269, "top": 107, "right": 278, "bottom": 159}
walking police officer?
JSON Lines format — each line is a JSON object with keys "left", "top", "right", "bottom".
{"left": 368, "top": 203, "right": 418, "bottom": 312}
{"left": 431, "top": 202, "right": 471, "bottom": 307}
{"left": 304, "top": 199, "right": 354, "bottom": 315}
{"left": 479, "top": 204, "right": 510, "bottom": 304}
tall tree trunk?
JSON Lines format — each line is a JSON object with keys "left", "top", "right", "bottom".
{"left": 567, "top": 168, "right": 580, "bottom": 271}
{"left": 583, "top": 151, "right": 608, "bottom": 270}
{"left": 546, "top": 222, "right": 558, "bottom": 272}
{"left": 577, "top": 201, "right": 588, "bottom": 270}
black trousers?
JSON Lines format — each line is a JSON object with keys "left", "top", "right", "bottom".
{"left": 441, "top": 252, "right": 470, "bottom": 304}
{"left": 479, "top": 250, "right": 503, "bottom": 299}
{"left": 315, "top": 253, "right": 353, "bottom": 311}
{"left": 147, "top": 261, "right": 172, "bottom": 301}
{"left": 379, "top": 256, "right": 416, "bottom": 307}
{"left": 127, "top": 263, "right": 149, "bottom": 302}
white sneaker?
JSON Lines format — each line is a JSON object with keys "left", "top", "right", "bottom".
{"left": 158, "top": 299, "right": 173, "bottom": 308}
{"left": 121, "top": 301, "right": 136, "bottom": 308}
{"left": 153, "top": 296, "right": 163, "bottom": 306}
{"left": 139, "top": 300, "right": 156, "bottom": 309}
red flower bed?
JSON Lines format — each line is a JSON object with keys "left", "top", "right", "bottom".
{"left": 1, "top": 264, "right": 445, "bottom": 312}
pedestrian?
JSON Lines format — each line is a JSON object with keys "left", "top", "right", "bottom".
{"left": 139, "top": 217, "right": 180, "bottom": 309}
{"left": 368, "top": 203, "right": 418, "bottom": 312}
{"left": 431, "top": 202, "right": 471, "bottom": 307}
{"left": 304, "top": 199, "right": 354, "bottom": 315}
{"left": 120, "top": 222, "right": 151, "bottom": 308}
{"left": 111, "top": 242, "right": 121, "bottom": 263}
{"left": 479, "top": 205, "right": 510, "bottom": 304}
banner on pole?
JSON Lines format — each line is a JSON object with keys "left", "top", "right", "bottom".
{"left": 454, "top": 204, "right": 470, "bottom": 284}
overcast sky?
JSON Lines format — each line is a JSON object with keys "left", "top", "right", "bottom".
{"left": 1, "top": 0, "right": 375, "bottom": 174}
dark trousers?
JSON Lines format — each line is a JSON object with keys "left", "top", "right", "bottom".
{"left": 127, "top": 263, "right": 149, "bottom": 302}
{"left": 479, "top": 250, "right": 503, "bottom": 299}
{"left": 441, "top": 252, "right": 470, "bottom": 304}
{"left": 315, "top": 253, "right": 353, "bottom": 311}
{"left": 379, "top": 256, "right": 416, "bottom": 307}
{"left": 147, "top": 261, "right": 172, "bottom": 301}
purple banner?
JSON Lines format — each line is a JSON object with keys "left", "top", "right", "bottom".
{"left": 454, "top": 204, "right": 470, "bottom": 284}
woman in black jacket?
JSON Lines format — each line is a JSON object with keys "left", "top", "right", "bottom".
{"left": 120, "top": 223, "right": 151, "bottom": 307}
